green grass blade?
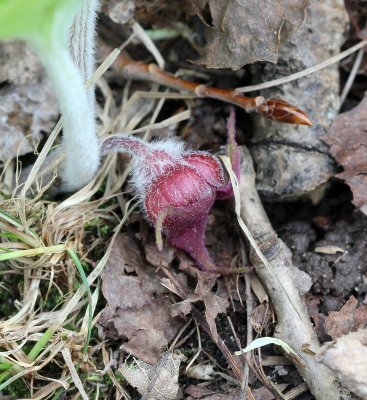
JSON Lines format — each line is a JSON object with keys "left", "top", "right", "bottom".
{"left": 0, "top": 209, "right": 40, "bottom": 242}
{"left": 27, "top": 326, "right": 58, "bottom": 363}
{"left": 66, "top": 248, "right": 92, "bottom": 353}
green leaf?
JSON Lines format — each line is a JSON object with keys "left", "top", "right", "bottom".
{"left": 0, "top": 0, "right": 81, "bottom": 45}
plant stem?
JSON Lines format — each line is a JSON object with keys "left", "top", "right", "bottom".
{"left": 36, "top": 44, "right": 99, "bottom": 192}
{"left": 69, "top": 0, "right": 99, "bottom": 111}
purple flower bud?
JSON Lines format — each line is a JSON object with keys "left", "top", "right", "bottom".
{"left": 102, "top": 109, "right": 239, "bottom": 272}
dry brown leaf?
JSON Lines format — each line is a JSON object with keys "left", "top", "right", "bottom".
{"left": 250, "top": 303, "right": 271, "bottom": 333}
{"left": 193, "top": 274, "right": 229, "bottom": 341}
{"left": 193, "top": 0, "right": 309, "bottom": 69}
{"left": 186, "top": 385, "right": 242, "bottom": 400}
{"left": 170, "top": 252, "right": 230, "bottom": 340}
{"left": 317, "top": 329, "right": 367, "bottom": 399}
{"left": 98, "top": 233, "right": 184, "bottom": 363}
{"left": 252, "top": 384, "right": 288, "bottom": 400}
{"left": 324, "top": 95, "right": 367, "bottom": 215}
{"left": 144, "top": 242, "right": 175, "bottom": 268}
{"left": 324, "top": 295, "right": 367, "bottom": 339}
{"left": 170, "top": 281, "right": 229, "bottom": 341}
{"left": 185, "top": 385, "right": 216, "bottom": 398}
{"left": 305, "top": 294, "right": 327, "bottom": 341}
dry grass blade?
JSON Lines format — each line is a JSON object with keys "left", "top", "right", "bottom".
{"left": 55, "top": 199, "right": 137, "bottom": 325}
{"left": 235, "top": 40, "right": 367, "bottom": 93}
{"left": 126, "top": 109, "right": 190, "bottom": 136}
{"left": 62, "top": 347, "right": 89, "bottom": 400}
{"left": 132, "top": 22, "right": 165, "bottom": 69}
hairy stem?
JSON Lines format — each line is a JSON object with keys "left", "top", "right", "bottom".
{"left": 69, "top": 0, "right": 99, "bottom": 111}
{"left": 37, "top": 44, "right": 99, "bottom": 191}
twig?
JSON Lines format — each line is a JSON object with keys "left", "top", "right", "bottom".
{"left": 237, "top": 146, "right": 346, "bottom": 400}
{"left": 243, "top": 271, "right": 253, "bottom": 397}
{"left": 226, "top": 315, "right": 252, "bottom": 400}
{"left": 116, "top": 54, "right": 312, "bottom": 126}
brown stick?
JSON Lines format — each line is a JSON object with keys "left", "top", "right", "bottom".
{"left": 116, "top": 54, "right": 312, "bottom": 126}
{"left": 238, "top": 146, "right": 345, "bottom": 400}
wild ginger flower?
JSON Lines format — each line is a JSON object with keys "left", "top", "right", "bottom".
{"left": 102, "top": 110, "right": 240, "bottom": 273}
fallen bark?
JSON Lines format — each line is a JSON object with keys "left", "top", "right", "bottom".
{"left": 238, "top": 146, "right": 349, "bottom": 400}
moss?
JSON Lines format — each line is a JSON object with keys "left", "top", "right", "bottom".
{"left": 0, "top": 273, "right": 23, "bottom": 318}
{"left": 2, "top": 377, "right": 29, "bottom": 398}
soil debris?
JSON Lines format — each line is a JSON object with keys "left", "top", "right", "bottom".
{"left": 281, "top": 212, "right": 367, "bottom": 299}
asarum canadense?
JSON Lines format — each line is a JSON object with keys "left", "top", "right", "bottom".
{"left": 102, "top": 110, "right": 240, "bottom": 273}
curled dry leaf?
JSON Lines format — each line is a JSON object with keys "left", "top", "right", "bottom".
{"left": 172, "top": 254, "right": 230, "bottom": 341}
{"left": 98, "top": 233, "right": 184, "bottom": 364}
{"left": 317, "top": 329, "right": 367, "bottom": 399}
{"left": 324, "top": 295, "right": 367, "bottom": 339}
{"left": 324, "top": 95, "right": 367, "bottom": 215}
{"left": 193, "top": 0, "right": 309, "bottom": 69}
